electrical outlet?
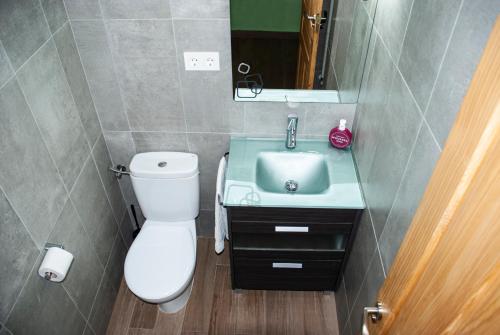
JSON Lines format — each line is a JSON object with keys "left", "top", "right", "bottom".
{"left": 184, "top": 52, "right": 220, "bottom": 71}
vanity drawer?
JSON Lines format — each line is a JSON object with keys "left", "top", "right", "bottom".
{"left": 233, "top": 257, "right": 339, "bottom": 290}
{"left": 231, "top": 220, "right": 352, "bottom": 234}
{"left": 234, "top": 257, "right": 341, "bottom": 277}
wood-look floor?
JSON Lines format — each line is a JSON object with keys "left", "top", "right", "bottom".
{"left": 107, "top": 238, "right": 339, "bottom": 335}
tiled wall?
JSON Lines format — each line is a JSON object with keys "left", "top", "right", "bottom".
{"left": 0, "top": 0, "right": 131, "bottom": 334}
{"left": 336, "top": 0, "right": 498, "bottom": 334}
{"left": 67, "top": 0, "right": 358, "bottom": 236}
{"left": 326, "top": 0, "right": 377, "bottom": 103}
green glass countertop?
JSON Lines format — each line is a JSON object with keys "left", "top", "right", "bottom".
{"left": 223, "top": 137, "right": 365, "bottom": 209}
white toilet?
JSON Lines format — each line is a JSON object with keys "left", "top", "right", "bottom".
{"left": 124, "top": 152, "right": 199, "bottom": 313}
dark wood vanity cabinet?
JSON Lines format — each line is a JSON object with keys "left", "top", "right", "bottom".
{"left": 227, "top": 206, "right": 362, "bottom": 291}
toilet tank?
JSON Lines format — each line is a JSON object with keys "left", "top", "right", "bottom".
{"left": 129, "top": 152, "right": 199, "bottom": 221}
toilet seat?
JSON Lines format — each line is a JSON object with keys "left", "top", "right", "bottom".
{"left": 124, "top": 221, "right": 196, "bottom": 303}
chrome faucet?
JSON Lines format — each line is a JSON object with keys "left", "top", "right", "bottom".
{"left": 286, "top": 113, "right": 298, "bottom": 149}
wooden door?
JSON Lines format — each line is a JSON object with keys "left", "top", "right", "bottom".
{"left": 362, "top": 17, "right": 500, "bottom": 335}
{"left": 295, "top": 0, "right": 323, "bottom": 89}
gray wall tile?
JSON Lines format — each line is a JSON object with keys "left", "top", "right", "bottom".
{"left": 107, "top": 19, "right": 176, "bottom": 59}
{"left": 170, "top": 0, "right": 229, "bottom": 19}
{"left": 196, "top": 209, "right": 215, "bottom": 237}
{"left": 352, "top": 33, "right": 395, "bottom": 190}
{"left": 40, "top": 0, "right": 68, "bottom": 33}
{"left": 119, "top": 212, "right": 134, "bottom": 248}
{"left": 83, "top": 325, "right": 95, "bottom": 335}
{"left": 92, "top": 135, "right": 126, "bottom": 226}
{"left": 379, "top": 123, "right": 441, "bottom": 271}
{"left": 100, "top": 0, "right": 171, "bottom": 19}
{"left": 0, "top": 40, "right": 14, "bottom": 88}
{"left": 187, "top": 133, "right": 230, "bottom": 210}
{"left": 304, "top": 104, "right": 356, "bottom": 136}
{"left": 71, "top": 20, "right": 129, "bottom": 131}
{"left": 103, "top": 131, "right": 139, "bottom": 220}
{"left": 70, "top": 157, "right": 118, "bottom": 265}
{"left": 343, "top": 211, "right": 377, "bottom": 309}
{"left": 398, "top": 0, "right": 462, "bottom": 110}
{"left": 105, "top": 234, "right": 127, "bottom": 291}
{"left": 89, "top": 276, "right": 117, "bottom": 335}
{"left": 363, "top": 70, "right": 422, "bottom": 238}
{"left": 6, "top": 266, "right": 86, "bottom": 335}
{"left": 243, "top": 102, "right": 307, "bottom": 136}
{"left": 54, "top": 22, "right": 101, "bottom": 147}
{"left": 64, "top": 0, "right": 102, "bottom": 19}
{"left": 425, "top": 0, "right": 497, "bottom": 147}
{"left": 0, "top": 325, "right": 12, "bottom": 335}
{"left": 173, "top": 19, "right": 231, "bottom": 64}
{"left": 103, "top": 131, "right": 136, "bottom": 166}
{"left": 108, "top": 20, "right": 184, "bottom": 131}
{"left": 0, "top": 0, "right": 51, "bottom": 70}
{"left": 341, "top": 321, "right": 353, "bottom": 335}
{"left": 48, "top": 200, "right": 104, "bottom": 317}
{"left": 0, "top": 79, "right": 67, "bottom": 247}
{"left": 132, "top": 132, "right": 188, "bottom": 153}
{"left": 339, "top": 3, "right": 372, "bottom": 103}
{"left": 332, "top": 0, "right": 357, "bottom": 89}
{"left": 17, "top": 39, "right": 89, "bottom": 190}
{"left": 181, "top": 68, "right": 244, "bottom": 133}
{"left": 334, "top": 278, "right": 350, "bottom": 333}
{"left": 0, "top": 189, "right": 39, "bottom": 322}
{"left": 174, "top": 19, "right": 238, "bottom": 133}
{"left": 348, "top": 252, "right": 385, "bottom": 332}
{"left": 115, "top": 56, "right": 185, "bottom": 131}
{"left": 374, "top": 0, "right": 413, "bottom": 62}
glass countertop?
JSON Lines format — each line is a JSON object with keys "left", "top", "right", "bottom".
{"left": 223, "top": 137, "right": 365, "bottom": 209}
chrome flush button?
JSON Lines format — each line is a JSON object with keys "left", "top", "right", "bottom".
{"left": 158, "top": 161, "right": 167, "bottom": 168}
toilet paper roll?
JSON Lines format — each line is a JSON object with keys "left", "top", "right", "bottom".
{"left": 38, "top": 247, "right": 74, "bottom": 282}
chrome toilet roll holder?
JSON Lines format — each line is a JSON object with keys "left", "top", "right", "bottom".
{"left": 42, "top": 243, "right": 65, "bottom": 281}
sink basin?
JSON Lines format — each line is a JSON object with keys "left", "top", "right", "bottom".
{"left": 256, "top": 152, "right": 330, "bottom": 194}
{"left": 223, "top": 137, "right": 365, "bottom": 209}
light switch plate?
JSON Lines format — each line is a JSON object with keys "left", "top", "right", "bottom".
{"left": 183, "top": 52, "right": 220, "bottom": 71}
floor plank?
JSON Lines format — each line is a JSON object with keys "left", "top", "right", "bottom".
{"left": 265, "top": 291, "right": 289, "bottom": 335}
{"left": 317, "top": 292, "right": 340, "bottom": 335}
{"left": 107, "top": 279, "right": 138, "bottom": 334}
{"left": 234, "top": 289, "right": 266, "bottom": 335}
{"left": 181, "top": 238, "right": 218, "bottom": 334}
{"left": 208, "top": 266, "right": 237, "bottom": 335}
{"left": 130, "top": 300, "right": 158, "bottom": 329}
{"left": 216, "top": 241, "right": 231, "bottom": 266}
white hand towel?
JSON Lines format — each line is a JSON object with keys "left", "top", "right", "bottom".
{"left": 215, "top": 156, "right": 228, "bottom": 254}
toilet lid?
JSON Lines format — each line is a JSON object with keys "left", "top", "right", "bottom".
{"left": 124, "top": 222, "right": 196, "bottom": 302}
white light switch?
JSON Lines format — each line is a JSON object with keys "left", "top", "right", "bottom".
{"left": 183, "top": 52, "right": 220, "bottom": 71}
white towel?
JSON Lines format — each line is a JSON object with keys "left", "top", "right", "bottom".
{"left": 214, "top": 156, "right": 228, "bottom": 254}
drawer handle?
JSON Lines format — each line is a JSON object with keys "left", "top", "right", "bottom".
{"left": 275, "top": 226, "right": 309, "bottom": 232}
{"left": 272, "top": 262, "right": 303, "bottom": 269}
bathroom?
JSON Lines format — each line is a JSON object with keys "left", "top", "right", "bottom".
{"left": 0, "top": 0, "right": 499, "bottom": 334}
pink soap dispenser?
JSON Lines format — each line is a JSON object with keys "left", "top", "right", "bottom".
{"left": 329, "top": 119, "right": 352, "bottom": 149}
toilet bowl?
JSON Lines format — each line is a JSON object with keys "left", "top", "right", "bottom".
{"left": 124, "top": 152, "right": 199, "bottom": 313}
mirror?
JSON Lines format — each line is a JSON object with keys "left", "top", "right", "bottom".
{"left": 230, "top": 0, "right": 377, "bottom": 103}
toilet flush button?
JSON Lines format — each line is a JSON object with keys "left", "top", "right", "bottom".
{"left": 158, "top": 161, "right": 167, "bottom": 168}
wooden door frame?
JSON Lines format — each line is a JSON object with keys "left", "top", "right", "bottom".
{"left": 368, "top": 17, "right": 500, "bottom": 334}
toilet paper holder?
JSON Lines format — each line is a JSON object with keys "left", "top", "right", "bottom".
{"left": 44, "top": 242, "right": 64, "bottom": 251}
{"left": 42, "top": 243, "right": 66, "bottom": 281}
